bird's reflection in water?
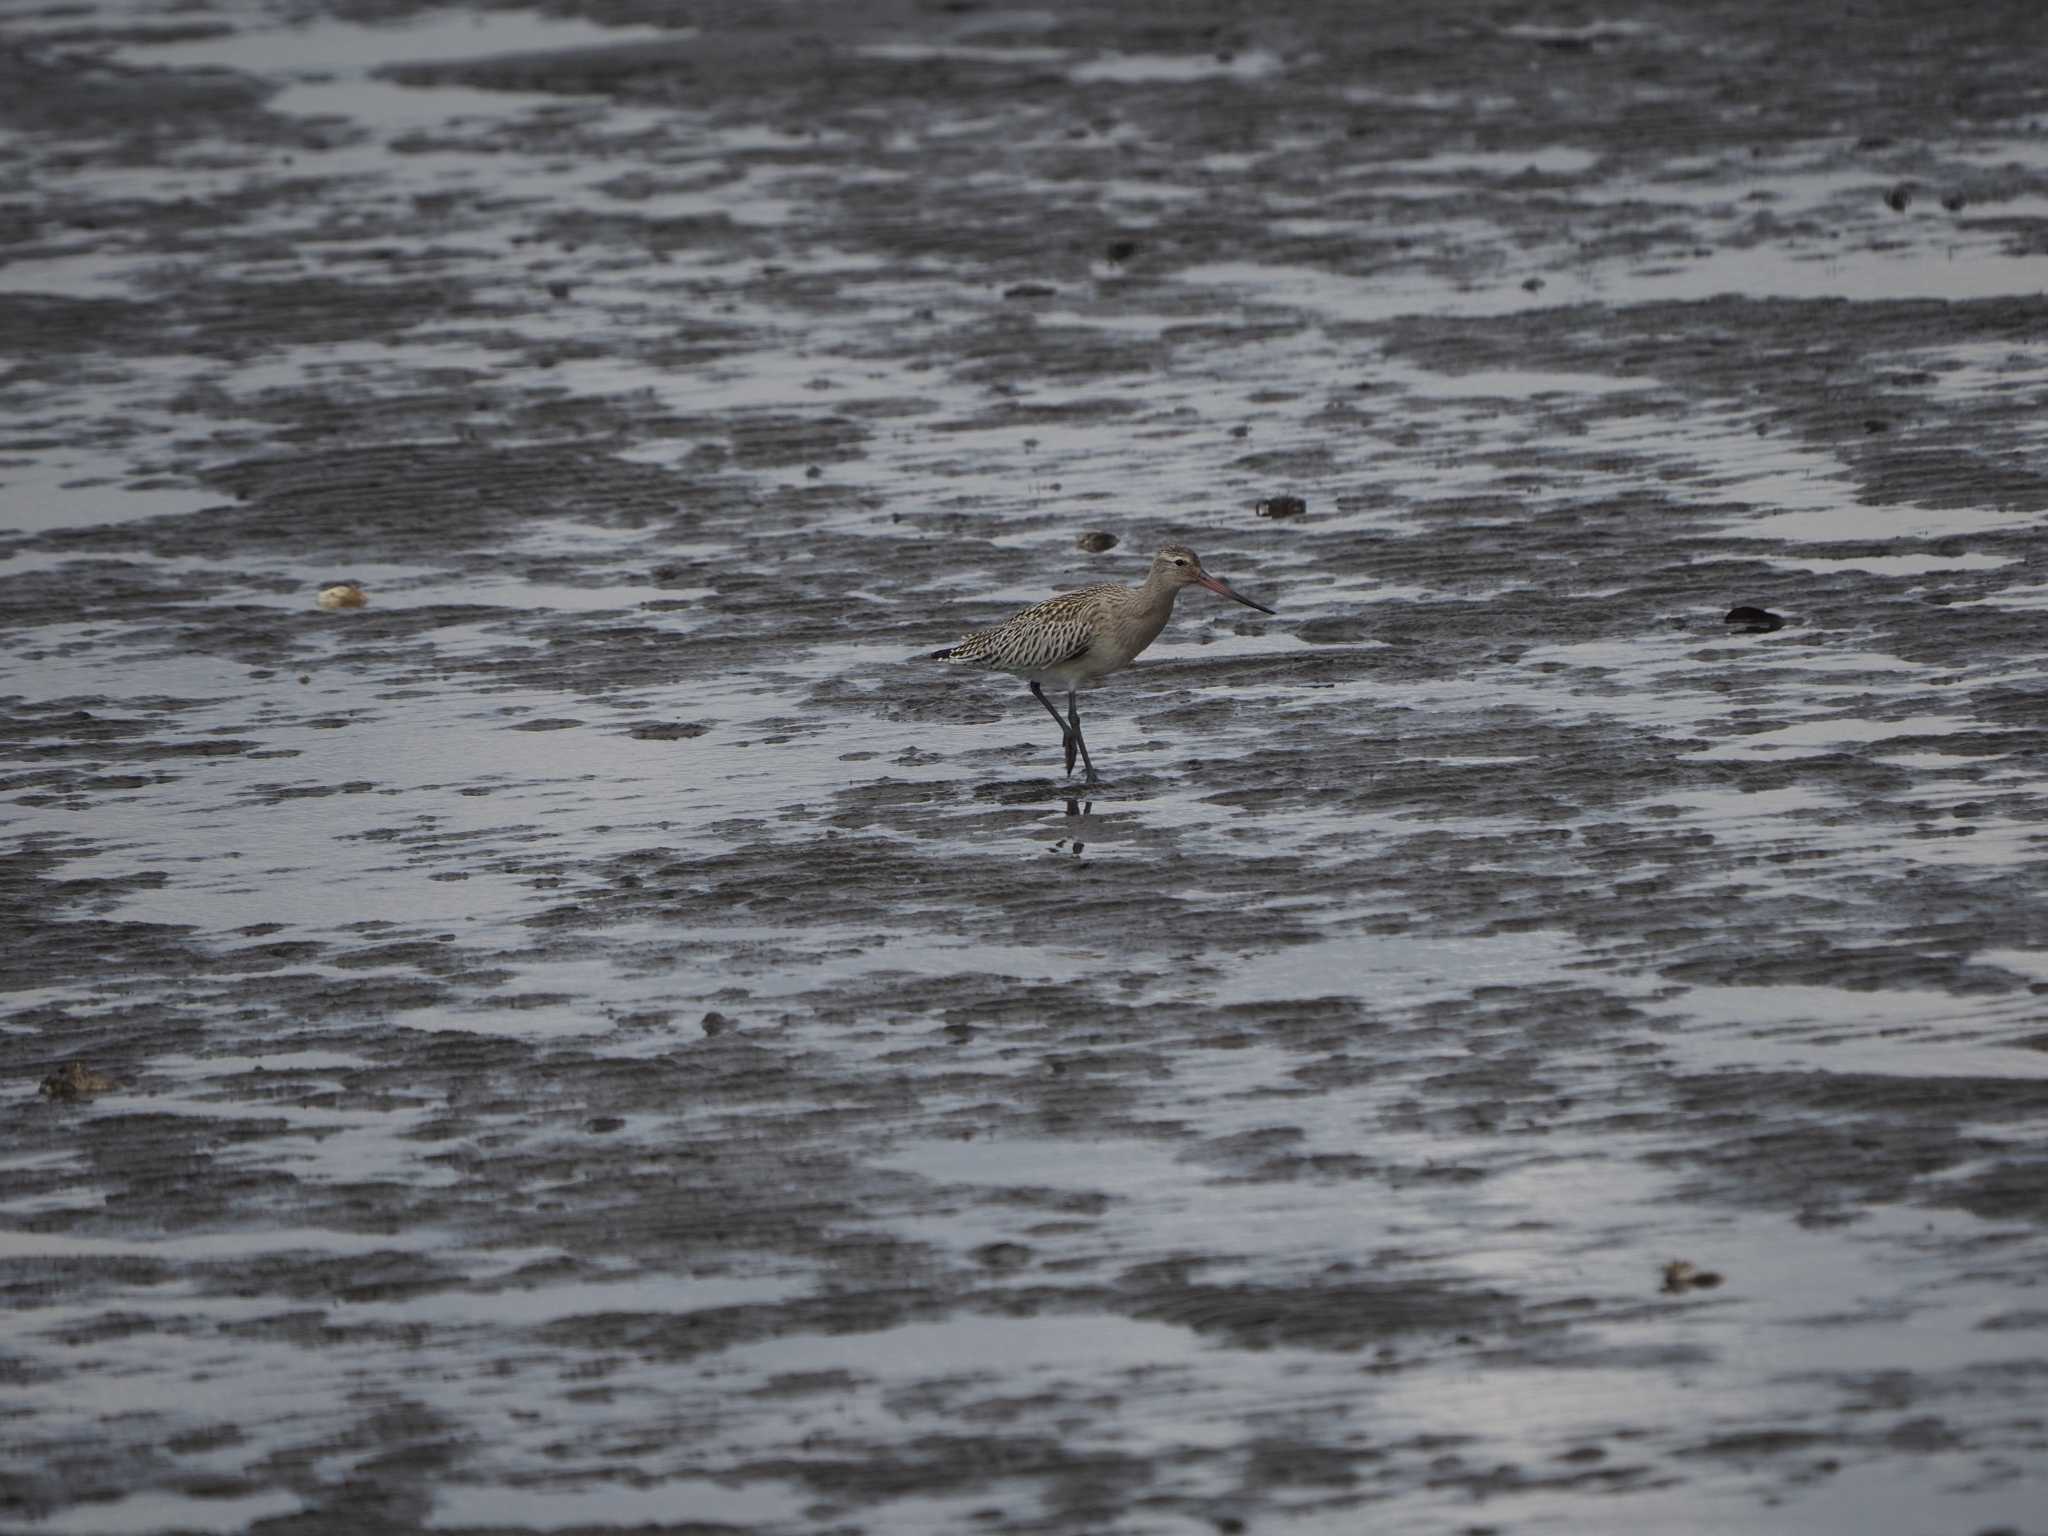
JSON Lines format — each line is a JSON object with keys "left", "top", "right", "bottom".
{"left": 1050, "top": 797, "right": 1093, "bottom": 857}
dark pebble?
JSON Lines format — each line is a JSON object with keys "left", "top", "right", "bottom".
{"left": 1942, "top": 191, "right": 1968, "bottom": 212}
{"left": 971, "top": 1241, "right": 1033, "bottom": 1270}
{"left": 1003, "top": 283, "right": 1057, "bottom": 299}
{"left": 1076, "top": 530, "right": 1118, "bottom": 553}
{"left": 1884, "top": 182, "right": 1913, "bottom": 212}
{"left": 1863, "top": 418, "right": 1890, "bottom": 432}
{"left": 1724, "top": 605, "right": 1785, "bottom": 633}
{"left": 38, "top": 1062, "right": 112, "bottom": 1100}
{"left": 629, "top": 721, "right": 710, "bottom": 740}
{"left": 1256, "top": 494, "right": 1308, "bottom": 519}
{"left": 1105, "top": 238, "right": 1139, "bottom": 263}
{"left": 702, "top": 1011, "right": 732, "bottom": 1036}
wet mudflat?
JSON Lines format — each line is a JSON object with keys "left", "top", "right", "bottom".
{"left": 4, "top": 0, "right": 2048, "bottom": 1531}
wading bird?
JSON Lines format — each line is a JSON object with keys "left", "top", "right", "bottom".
{"left": 927, "top": 543, "right": 1275, "bottom": 785}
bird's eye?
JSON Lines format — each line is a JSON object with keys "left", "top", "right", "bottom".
{"left": 1174, "top": 558, "right": 1188, "bottom": 567}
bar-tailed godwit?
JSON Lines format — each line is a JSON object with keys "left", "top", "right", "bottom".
{"left": 927, "top": 543, "right": 1275, "bottom": 785}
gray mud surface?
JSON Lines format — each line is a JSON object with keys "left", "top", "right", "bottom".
{"left": 5, "top": 2, "right": 2048, "bottom": 1532}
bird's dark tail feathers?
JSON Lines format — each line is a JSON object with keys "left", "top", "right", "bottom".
{"left": 925, "top": 645, "right": 957, "bottom": 661}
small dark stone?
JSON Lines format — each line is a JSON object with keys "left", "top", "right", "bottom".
{"left": 1521, "top": 275, "right": 1546, "bottom": 291}
{"left": 1105, "top": 238, "right": 1139, "bottom": 263}
{"left": 547, "top": 280, "right": 573, "bottom": 300}
{"left": 1003, "top": 283, "right": 1057, "bottom": 299}
{"left": 39, "top": 1062, "right": 112, "bottom": 1100}
{"left": 1942, "top": 191, "right": 1968, "bottom": 212}
{"left": 1661, "top": 1258, "right": 1727, "bottom": 1292}
{"left": 1724, "top": 605, "right": 1785, "bottom": 633}
{"left": 971, "top": 1241, "right": 1033, "bottom": 1270}
{"left": 585, "top": 1116, "right": 625, "bottom": 1134}
{"left": 1076, "top": 530, "right": 1118, "bottom": 553}
{"left": 1863, "top": 418, "right": 1890, "bottom": 432}
{"left": 629, "top": 721, "right": 710, "bottom": 740}
{"left": 1884, "top": 182, "right": 1913, "bottom": 212}
{"left": 943, "top": 1022, "right": 975, "bottom": 1042}
{"left": 1256, "top": 494, "right": 1308, "bottom": 519}
{"left": 702, "top": 1011, "right": 732, "bottom": 1036}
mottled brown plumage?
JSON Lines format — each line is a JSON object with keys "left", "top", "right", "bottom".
{"left": 926, "top": 543, "right": 1275, "bottom": 785}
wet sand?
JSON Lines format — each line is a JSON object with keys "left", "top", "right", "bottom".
{"left": 5, "top": 1, "right": 2048, "bottom": 1532}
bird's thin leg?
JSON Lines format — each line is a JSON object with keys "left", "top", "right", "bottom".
{"left": 1066, "top": 690, "right": 1097, "bottom": 785}
{"left": 1030, "top": 682, "right": 1080, "bottom": 774}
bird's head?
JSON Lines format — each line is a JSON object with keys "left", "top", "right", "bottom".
{"left": 1151, "top": 544, "right": 1275, "bottom": 614}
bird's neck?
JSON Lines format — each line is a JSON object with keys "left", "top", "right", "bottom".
{"left": 1136, "top": 567, "right": 1183, "bottom": 615}
{"left": 1121, "top": 569, "right": 1182, "bottom": 649}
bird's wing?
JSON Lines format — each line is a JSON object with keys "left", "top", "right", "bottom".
{"left": 938, "top": 584, "right": 1116, "bottom": 671}
{"left": 944, "top": 616, "right": 1088, "bottom": 671}
{"left": 1012, "top": 584, "right": 1118, "bottom": 625}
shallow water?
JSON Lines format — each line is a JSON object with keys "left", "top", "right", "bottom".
{"left": 5, "top": 1, "right": 2048, "bottom": 1533}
